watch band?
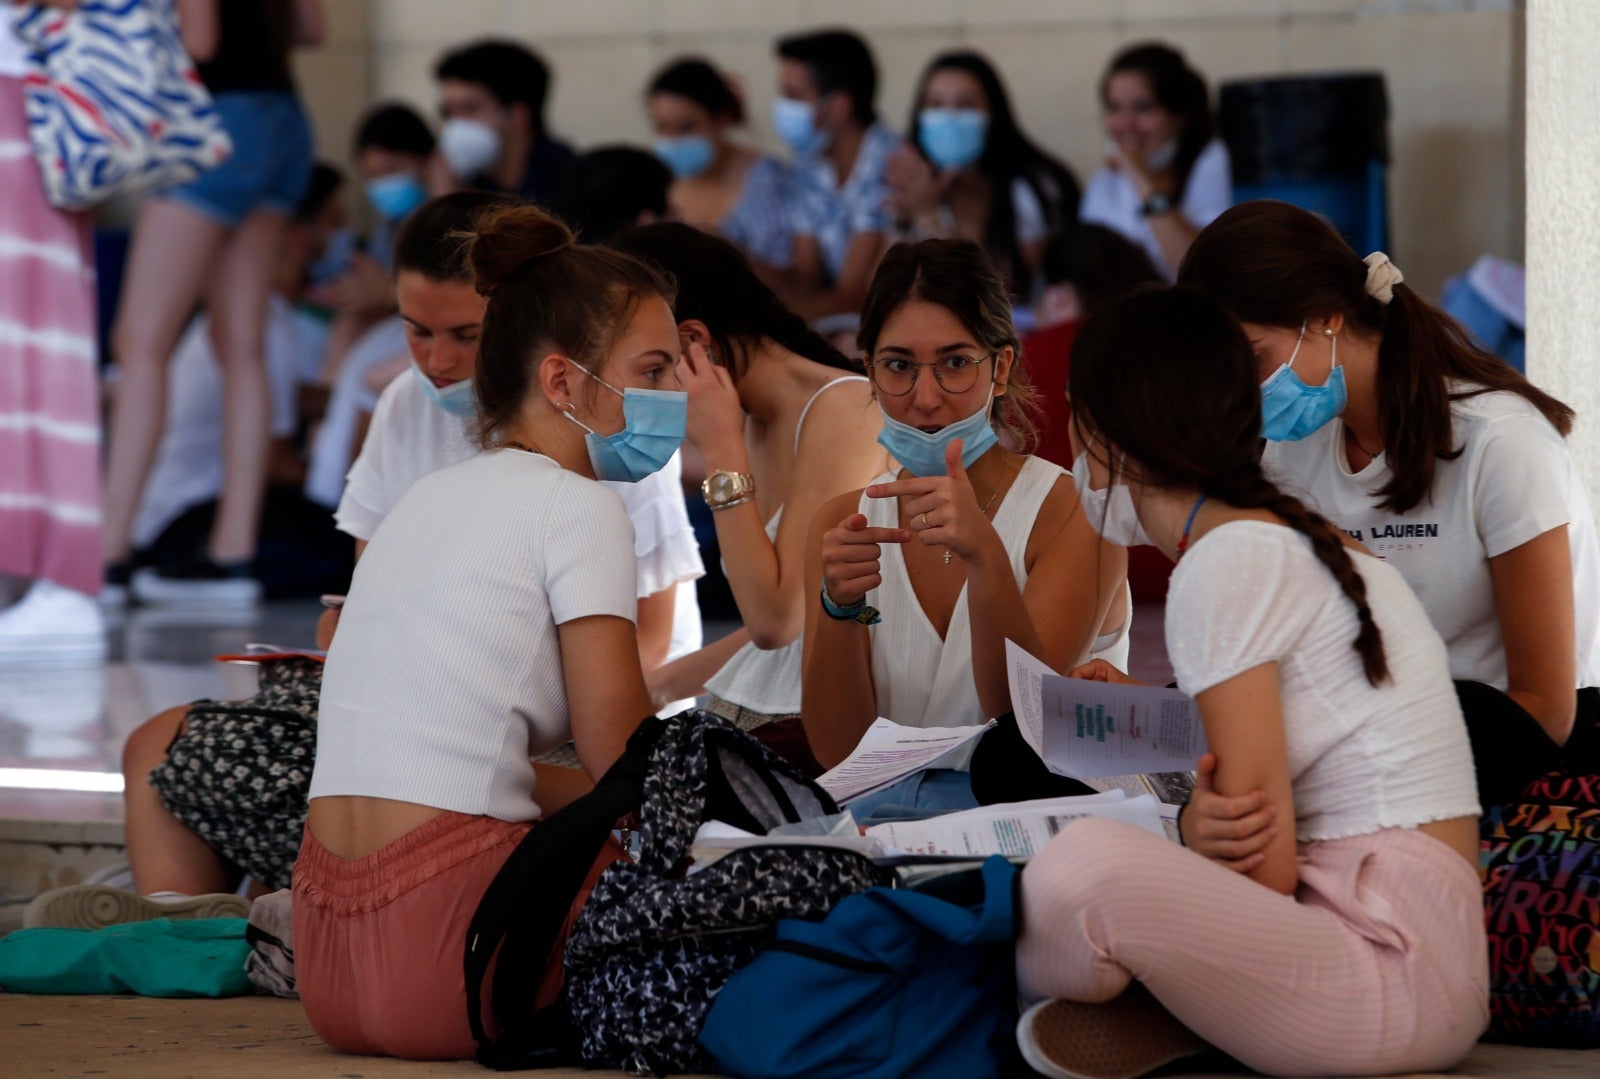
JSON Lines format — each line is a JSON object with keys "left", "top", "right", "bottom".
{"left": 701, "top": 469, "right": 756, "bottom": 510}
{"left": 708, "top": 491, "right": 756, "bottom": 512}
{"left": 819, "top": 583, "right": 881, "bottom": 626}
{"left": 1139, "top": 191, "right": 1176, "bottom": 218}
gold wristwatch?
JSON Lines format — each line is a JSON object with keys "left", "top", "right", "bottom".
{"left": 702, "top": 469, "right": 756, "bottom": 511}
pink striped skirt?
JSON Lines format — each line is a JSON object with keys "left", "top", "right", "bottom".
{"left": 0, "top": 74, "right": 100, "bottom": 595}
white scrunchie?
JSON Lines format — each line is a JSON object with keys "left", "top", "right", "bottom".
{"left": 1363, "top": 251, "right": 1404, "bottom": 304}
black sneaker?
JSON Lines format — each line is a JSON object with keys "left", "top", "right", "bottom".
{"left": 101, "top": 560, "right": 134, "bottom": 611}
{"left": 131, "top": 556, "right": 262, "bottom": 609}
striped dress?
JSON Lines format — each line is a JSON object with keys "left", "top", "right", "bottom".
{"left": 0, "top": 67, "right": 101, "bottom": 596}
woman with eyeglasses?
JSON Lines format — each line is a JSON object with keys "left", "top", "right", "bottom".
{"left": 801, "top": 239, "right": 1129, "bottom": 769}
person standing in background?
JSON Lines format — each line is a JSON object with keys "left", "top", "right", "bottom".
{"left": 1078, "top": 42, "right": 1231, "bottom": 279}
{"left": 101, "top": 0, "right": 322, "bottom": 609}
{"left": 0, "top": 0, "right": 103, "bottom": 660}
{"left": 432, "top": 39, "right": 575, "bottom": 208}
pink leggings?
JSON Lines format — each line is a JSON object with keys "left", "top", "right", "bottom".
{"left": 292, "top": 812, "right": 623, "bottom": 1060}
{"left": 1016, "top": 819, "right": 1488, "bottom": 1076}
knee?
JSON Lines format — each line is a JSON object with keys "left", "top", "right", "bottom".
{"left": 121, "top": 706, "right": 189, "bottom": 777}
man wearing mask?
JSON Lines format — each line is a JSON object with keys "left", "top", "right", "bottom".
{"left": 431, "top": 39, "right": 576, "bottom": 207}
{"left": 772, "top": 28, "right": 900, "bottom": 322}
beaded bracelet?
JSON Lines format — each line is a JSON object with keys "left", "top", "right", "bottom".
{"left": 819, "top": 583, "right": 882, "bottom": 625}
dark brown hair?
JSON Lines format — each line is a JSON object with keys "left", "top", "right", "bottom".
{"left": 1102, "top": 43, "right": 1213, "bottom": 202}
{"left": 610, "top": 222, "right": 856, "bottom": 381}
{"left": 463, "top": 205, "right": 675, "bottom": 449}
{"left": 858, "top": 238, "right": 1040, "bottom": 450}
{"left": 1179, "top": 200, "right": 1573, "bottom": 514}
{"left": 1072, "top": 287, "right": 1389, "bottom": 685}
{"left": 394, "top": 190, "right": 511, "bottom": 282}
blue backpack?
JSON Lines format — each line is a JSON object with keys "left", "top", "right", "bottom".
{"left": 699, "top": 855, "right": 1022, "bottom": 1079}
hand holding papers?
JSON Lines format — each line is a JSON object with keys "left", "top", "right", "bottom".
{"left": 1006, "top": 640, "right": 1207, "bottom": 780}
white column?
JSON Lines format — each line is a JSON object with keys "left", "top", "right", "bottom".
{"left": 1525, "top": 1, "right": 1600, "bottom": 498}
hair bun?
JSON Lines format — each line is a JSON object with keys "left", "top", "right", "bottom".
{"left": 466, "top": 205, "right": 575, "bottom": 295}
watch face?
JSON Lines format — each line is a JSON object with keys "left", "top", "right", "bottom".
{"left": 707, "top": 473, "right": 737, "bottom": 501}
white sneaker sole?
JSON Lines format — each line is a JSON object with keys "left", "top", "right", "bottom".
{"left": 0, "top": 636, "right": 107, "bottom": 667}
{"left": 130, "top": 569, "right": 261, "bottom": 609}
{"left": 23, "top": 885, "right": 252, "bottom": 929}
{"left": 1017, "top": 990, "right": 1210, "bottom": 1079}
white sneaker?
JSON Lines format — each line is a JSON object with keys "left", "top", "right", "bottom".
{"left": 23, "top": 884, "right": 252, "bottom": 929}
{"left": 1016, "top": 990, "right": 1210, "bottom": 1079}
{"left": 0, "top": 581, "right": 107, "bottom": 666}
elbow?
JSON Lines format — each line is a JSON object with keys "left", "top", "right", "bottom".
{"left": 184, "top": 32, "right": 219, "bottom": 63}
{"left": 745, "top": 610, "right": 803, "bottom": 652}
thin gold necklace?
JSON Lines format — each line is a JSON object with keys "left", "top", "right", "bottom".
{"left": 943, "top": 480, "right": 1006, "bottom": 565}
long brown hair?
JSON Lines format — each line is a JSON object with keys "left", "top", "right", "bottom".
{"left": 858, "top": 238, "right": 1041, "bottom": 450}
{"left": 1178, "top": 200, "right": 1573, "bottom": 513}
{"left": 1072, "top": 287, "right": 1389, "bottom": 686}
{"left": 462, "top": 205, "right": 674, "bottom": 449}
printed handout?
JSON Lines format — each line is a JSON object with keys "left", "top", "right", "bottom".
{"left": 817, "top": 718, "right": 994, "bottom": 804}
{"left": 865, "top": 792, "right": 1167, "bottom": 858}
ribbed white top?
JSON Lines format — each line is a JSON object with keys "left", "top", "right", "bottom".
{"left": 310, "top": 450, "right": 638, "bottom": 821}
{"left": 1168, "top": 520, "right": 1480, "bottom": 842}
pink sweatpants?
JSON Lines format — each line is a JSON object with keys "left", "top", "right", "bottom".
{"left": 292, "top": 812, "right": 623, "bottom": 1060}
{"left": 1016, "top": 819, "right": 1488, "bottom": 1076}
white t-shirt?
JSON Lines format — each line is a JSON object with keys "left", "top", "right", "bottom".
{"left": 1078, "top": 138, "right": 1232, "bottom": 279}
{"left": 1263, "top": 390, "right": 1600, "bottom": 691}
{"left": 310, "top": 450, "right": 638, "bottom": 820}
{"left": 303, "top": 316, "right": 408, "bottom": 509}
{"left": 1168, "top": 520, "right": 1480, "bottom": 842}
{"left": 130, "top": 296, "right": 302, "bottom": 548}
{"left": 335, "top": 369, "right": 704, "bottom": 663}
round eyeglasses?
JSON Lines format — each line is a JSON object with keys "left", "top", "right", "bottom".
{"left": 867, "top": 352, "right": 994, "bottom": 397}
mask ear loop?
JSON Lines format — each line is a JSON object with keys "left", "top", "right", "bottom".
{"left": 1284, "top": 321, "right": 1309, "bottom": 371}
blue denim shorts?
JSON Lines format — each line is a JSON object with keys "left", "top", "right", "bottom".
{"left": 162, "top": 90, "right": 314, "bottom": 227}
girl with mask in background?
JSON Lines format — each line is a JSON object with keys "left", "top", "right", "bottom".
{"left": 1178, "top": 200, "right": 1600, "bottom": 815}
{"left": 1012, "top": 285, "right": 1483, "bottom": 1079}
{"left": 295, "top": 205, "right": 680, "bottom": 1059}
{"left": 1078, "top": 42, "right": 1231, "bottom": 279}
{"left": 802, "top": 239, "right": 1128, "bottom": 771}
{"left": 887, "top": 50, "right": 1080, "bottom": 301}
{"left": 613, "top": 223, "right": 890, "bottom": 765}
{"left": 646, "top": 57, "right": 795, "bottom": 270}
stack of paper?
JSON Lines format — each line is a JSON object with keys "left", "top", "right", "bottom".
{"left": 816, "top": 718, "right": 993, "bottom": 804}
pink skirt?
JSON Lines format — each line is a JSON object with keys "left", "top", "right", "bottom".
{"left": 0, "top": 74, "right": 100, "bottom": 595}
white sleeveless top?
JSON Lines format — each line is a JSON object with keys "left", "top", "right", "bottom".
{"left": 864, "top": 455, "right": 1129, "bottom": 728}
{"left": 703, "top": 375, "right": 870, "bottom": 716}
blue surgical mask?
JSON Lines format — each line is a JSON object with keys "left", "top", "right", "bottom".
{"left": 411, "top": 366, "right": 477, "bottom": 418}
{"left": 1259, "top": 322, "right": 1346, "bottom": 441}
{"left": 563, "top": 366, "right": 687, "bottom": 483}
{"left": 918, "top": 108, "right": 988, "bottom": 170}
{"left": 772, "top": 96, "right": 831, "bottom": 158}
{"left": 365, "top": 172, "right": 427, "bottom": 221}
{"left": 876, "top": 389, "right": 999, "bottom": 477}
{"left": 653, "top": 134, "right": 715, "bottom": 179}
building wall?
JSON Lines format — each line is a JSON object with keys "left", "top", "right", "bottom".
{"left": 292, "top": 0, "right": 1522, "bottom": 298}
{"left": 1526, "top": 1, "right": 1599, "bottom": 499}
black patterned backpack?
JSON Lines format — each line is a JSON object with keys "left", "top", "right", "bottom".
{"left": 464, "top": 711, "right": 888, "bottom": 1073}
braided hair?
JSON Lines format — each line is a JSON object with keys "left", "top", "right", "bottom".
{"left": 1071, "top": 286, "right": 1389, "bottom": 685}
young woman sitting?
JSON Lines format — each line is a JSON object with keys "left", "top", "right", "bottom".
{"left": 1012, "top": 286, "right": 1484, "bottom": 1079}
{"left": 294, "top": 205, "right": 683, "bottom": 1059}
{"left": 803, "top": 238, "right": 1128, "bottom": 772}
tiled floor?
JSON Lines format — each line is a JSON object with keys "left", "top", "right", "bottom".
{"left": 0, "top": 599, "right": 1176, "bottom": 830}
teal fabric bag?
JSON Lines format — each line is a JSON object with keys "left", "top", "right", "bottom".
{"left": 0, "top": 917, "right": 252, "bottom": 997}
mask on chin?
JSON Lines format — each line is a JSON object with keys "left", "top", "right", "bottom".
{"left": 875, "top": 389, "right": 999, "bottom": 478}
{"left": 1070, "top": 443, "right": 1152, "bottom": 547}
{"left": 1258, "top": 322, "right": 1346, "bottom": 442}
{"left": 411, "top": 366, "right": 477, "bottom": 419}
